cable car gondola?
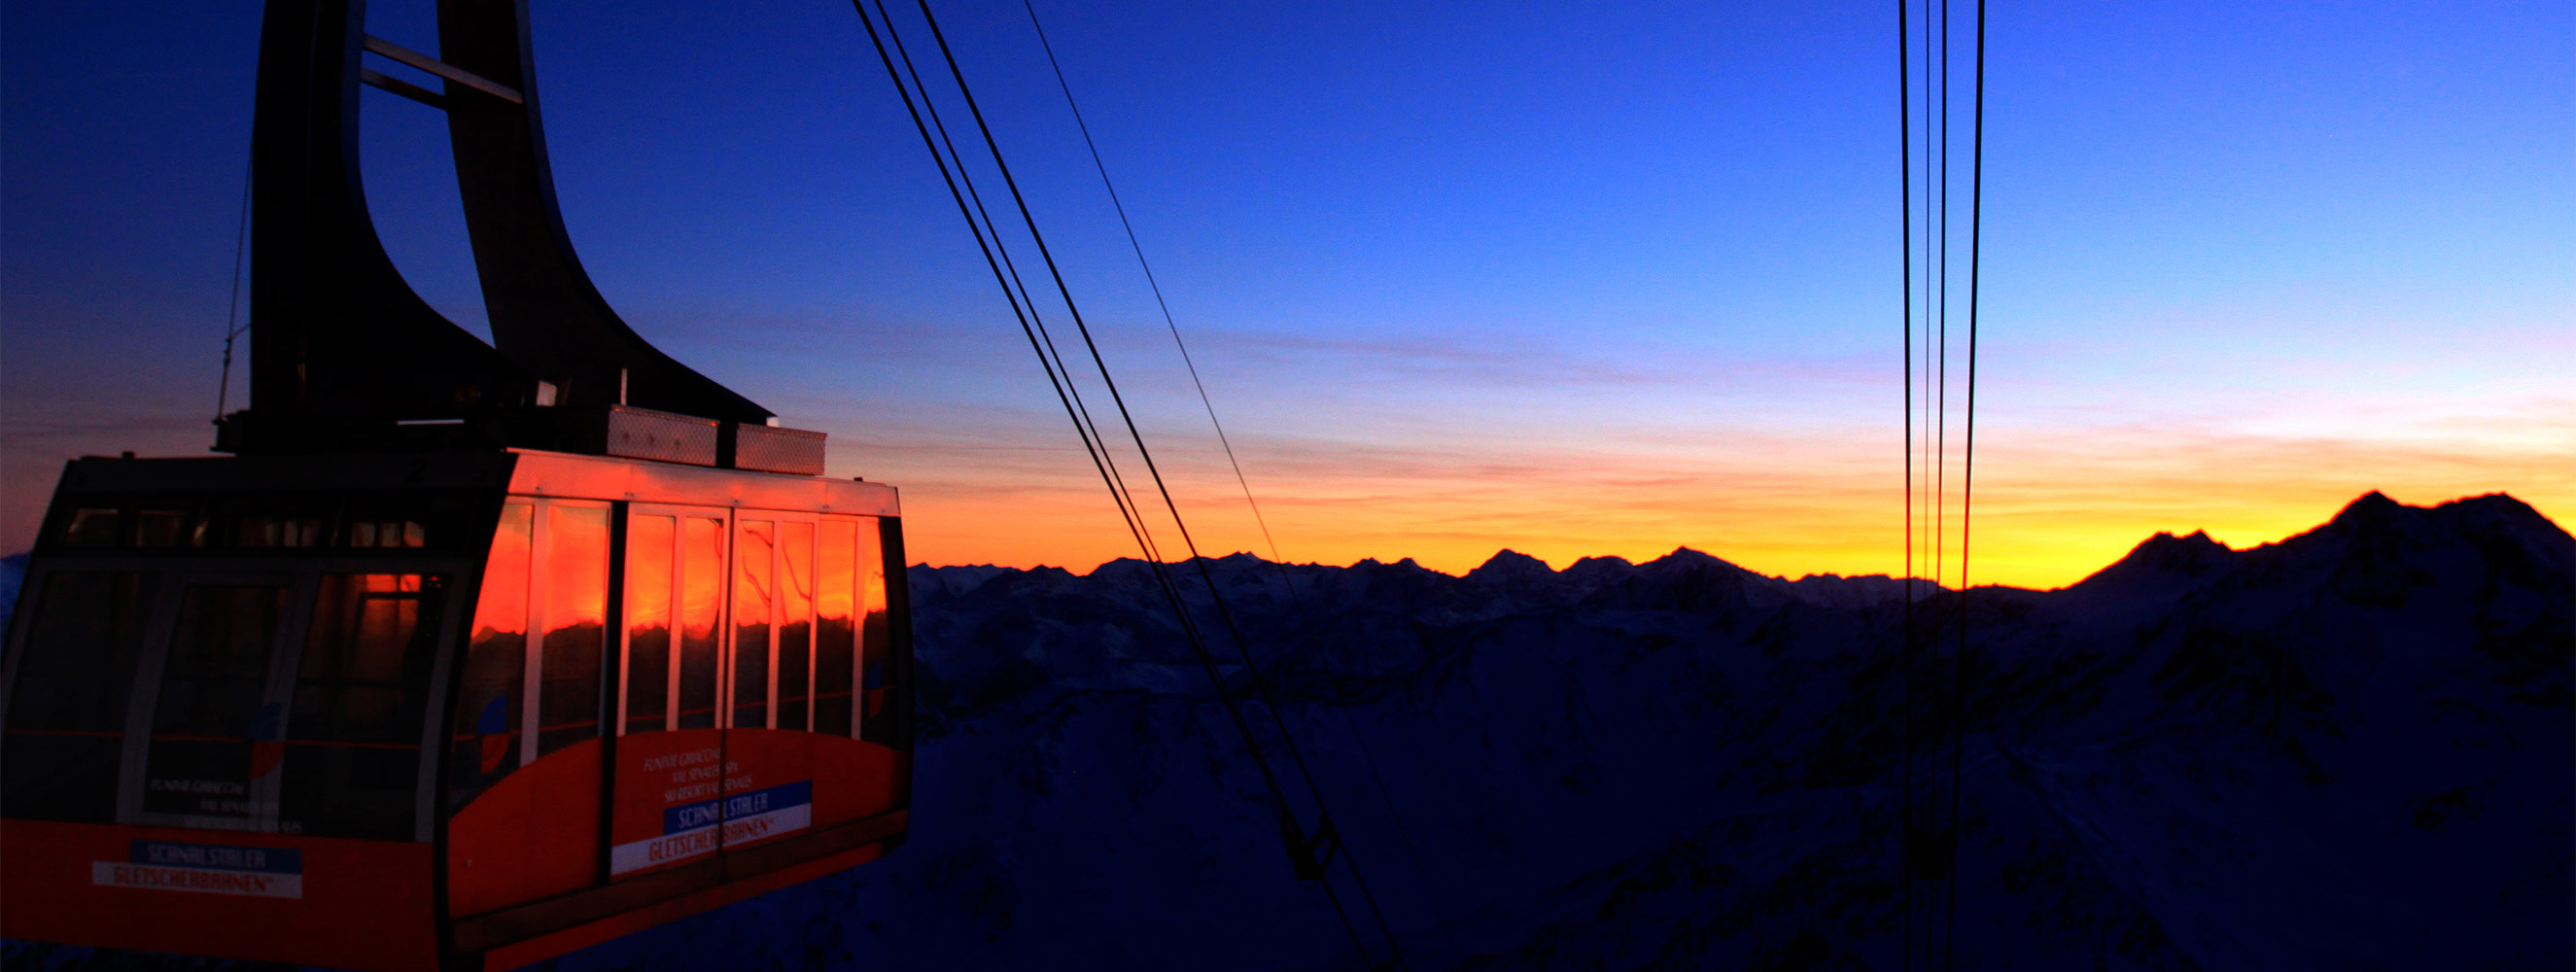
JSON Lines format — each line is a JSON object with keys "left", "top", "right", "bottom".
{"left": 0, "top": 2, "right": 915, "bottom": 969}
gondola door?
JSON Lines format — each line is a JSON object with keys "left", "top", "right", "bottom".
{"left": 444, "top": 500, "right": 616, "bottom": 918}
{"left": 603, "top": 506, "right": 891, "bottom": 883}
{"left": 724, "top": 512, "right": 902, "bottom": 850}
{"left": 607, "top": 506, "right": 733, "bottom": 880}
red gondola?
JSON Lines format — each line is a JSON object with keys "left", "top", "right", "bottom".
{"left": 0, "top": 2, "right": 915, "bottom": 969}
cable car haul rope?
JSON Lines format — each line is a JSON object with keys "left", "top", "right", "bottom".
{"left": 846, "top": 1, "right": 1416, "bottom": 967}
{"left": 1897, "top": 0, "right": 1987, "bottom": 968}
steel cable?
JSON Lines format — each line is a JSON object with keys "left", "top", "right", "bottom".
{"left": 1014, "top": 2, "right": 1458, "bottom": 963}
{"left": 901, "top": 3, "right": 1411, "bottom": 966}
{"left": 1896, "top": 1, "right": 1916, "bottom": 967}
{"left": 853, "top": 2, "right": 1408, "bottom": 965}
{"left": 1942, "top": 3, "right": 1988, "bottom": 965}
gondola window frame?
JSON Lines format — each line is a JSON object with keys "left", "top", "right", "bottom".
{"left": 617, "top": 503, "right": 735, "bottom": 737}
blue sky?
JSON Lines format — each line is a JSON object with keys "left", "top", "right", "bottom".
{"left": 4, "top": 0, "right": 2568, "bottom": 584}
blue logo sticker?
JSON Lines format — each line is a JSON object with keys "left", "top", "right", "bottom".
{"left": 662, "top": 781, "right": 812, "bottom": 835}
{"left": 130, "top": 841, "right": 302, "bottom": 875}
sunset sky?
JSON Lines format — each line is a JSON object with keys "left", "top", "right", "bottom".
{"left": 3, "top": 1, "right": 2567, "bottom": 589}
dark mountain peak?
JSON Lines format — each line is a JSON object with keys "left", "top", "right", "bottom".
{"left": 914, "top": 563, "right": 1016, "bottom": 598}
{"left": 2068, "top": 528, "right": 2237, "bottom": 594}
{"left": 2298, "top": 491, "right": 2523, "bottom": 560}
{"left": 2432, "top": 493, "right": 2564, "bottom": 540}
{"left": 2329, "top": 490, "right": 2405, "bottom": 529}
{"left": 2445, "top": 492, "right": 2539, "bottom": 516}
{"left": 1082, "top": 558, "right": 1177, "bottom": 589}
{"left": 2158, "top": 529, "right": 2225, "bottom": 554}
{"left": 1639, "top": 547, "right": 1760, "bottom": 586}
{"left": 1349, "top": 556, "right": 1441, "bottom": 578}
{"left": 1561, "top": 555, "right": 1634, "bottom": 583}
{"left": 2429, "top": 493, "right": 2574, "bottom": 583}
{"left": 1786, "top": 573, "right": 1915, "bottom": 608}
{"left": 2306, "top": 491, "right": 2567, "bottom": 551}
{"left": 1559, "top": 555, "right": 1639, "bottom": 595}
{"left": 1467, "top": 549, "right": 1557, "bottom": 585}
{"left": 1579, "top": 547, "right": 1770, "bottom": 610}
{"left": 1186, "top": 551, "right": 1282, "bottom": 585}
{"left": 1645, "top": 547, "right": 1725, "bottom": 570}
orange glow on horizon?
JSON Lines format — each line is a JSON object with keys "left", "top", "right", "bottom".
{"left": 866, "top": 429, "right": 2572, "bottom": 592}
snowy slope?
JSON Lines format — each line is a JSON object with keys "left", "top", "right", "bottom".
{"left": 0, "top": 553, "right": 23, "bottom": 633}
{"left": 550, "top": 492, "right": 2565, "bottom": 971}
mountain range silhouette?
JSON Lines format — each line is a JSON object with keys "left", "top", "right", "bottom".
{"left": 2, "top": 491, "right": 2566, "bottom": 969}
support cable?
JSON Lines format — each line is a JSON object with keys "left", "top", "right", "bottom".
{"left": 1016, "top": 3, "right": 1462, "bottom": 962}
{"left": 1933, "top": 0, "right": 1954, "bottom": 955}
{"left": 854, "top": 2, "right": 1405, "bottom": 965}
{"left": 1902, "top": 0, "right": 1997, "bottom": 964}
{"left": 1942, "top": 2, "right": 1988, "bottom": 965}
{"left": 1896, "top": 1, "right": 1916, "bottom": 968}
{"left": 1920, "top": 0, "right": 1937, "bottom": 594}
{"left": 905, "top": 5, "right": 1412, "bottom": 962}
{"left": 848, "top": 0, "right": 1172, "bottom": 654}
{"left": 1017, "top": 0, "right": 1295, "bottom": 575}
{"left": 903, "top": 5, "right": 1411, "bottom": 968}
{"left": 871, "top": 1, "right": 1170, "bottom": 569}
{"left": 853, "top": 7, "right": 1303, "bottom": 950}
{"left": 853, "top": 0, "right": 1217, "bottom": 767}
{"left": 1934, "top": 0, "right": 1950, "bottom": 609}
{"left": 866, "top": 0, "right": 1163, "bottom": 573}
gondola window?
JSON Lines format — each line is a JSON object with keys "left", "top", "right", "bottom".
{"left": 2, "top": 572, "right": 156, "bottom": 820}
{"left": 282, "top": 573, "right": 442, "bottom": 840}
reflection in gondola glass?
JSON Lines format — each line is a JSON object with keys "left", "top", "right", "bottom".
{"left": 779, "top": 521, "right": 814, "bottom": 732}
{"left": 857, "top": 521, "right": 893, "bottom": 743}
{"left": 450, "top": 503, "right": 531, "bottom": 808}
{"left": 815, "top": 520, "right": 856, "bottom": 737}
{"left": 625, "top": 515, "right": 676, "bottom": 734}
{"left": 286, "top": 574, "right": 440, "bottom": 839}
{"left": 538, "top": 505, "right": 609, "bottom": 755}
{"left": 678, "top": 516, "right": 724, "bottom": 730}
{"left": 733, "top": 520, "right": 774, "bottom": 729}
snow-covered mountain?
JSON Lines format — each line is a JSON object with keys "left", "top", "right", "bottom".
{"left": 3, "top": 493, "right": 2566, "bottom": 969}
{"left": 561, "top": 491, "right": 2565, "bottom": 970}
